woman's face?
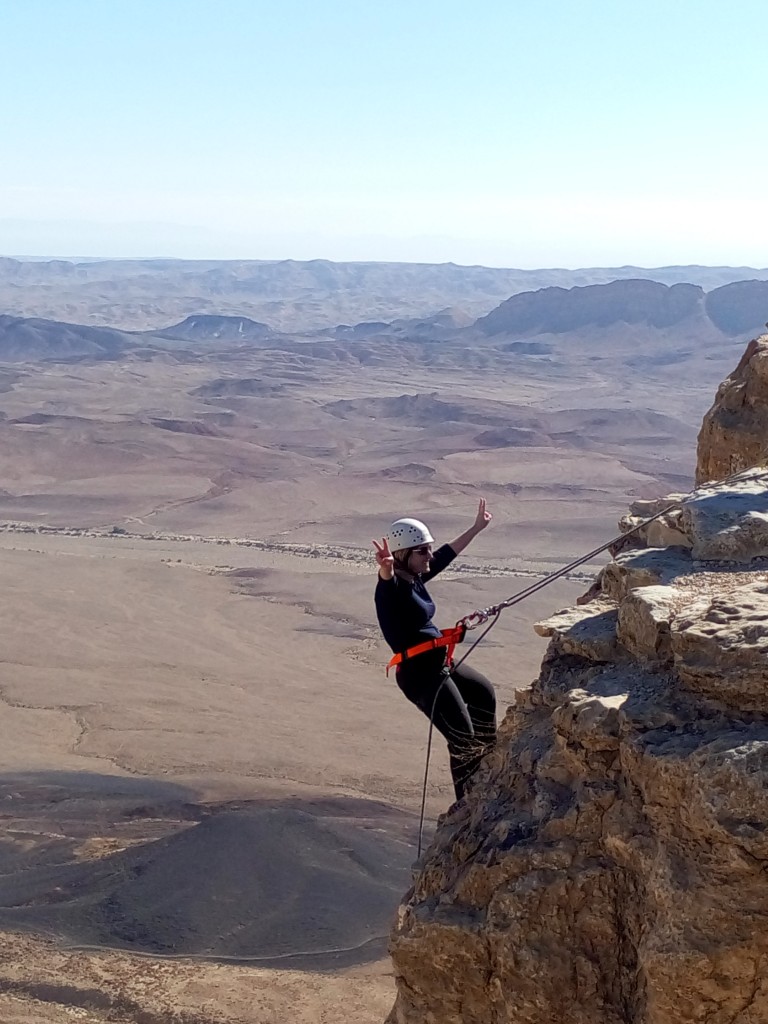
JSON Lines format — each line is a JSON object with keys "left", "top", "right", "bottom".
{"left": 407, "top": 543, "right": 433, "bottom": 574}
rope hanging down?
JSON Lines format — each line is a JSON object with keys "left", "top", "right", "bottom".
{"left": 415, "top": 500, "right": 677, "bottom": 857}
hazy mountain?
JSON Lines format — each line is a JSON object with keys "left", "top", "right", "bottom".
{"left": 704, "top": 279, "right": 768, "bottom": 335}
{"left": 2, "top": 256, "right": 768, "bottom": 332}
{"left": 475, "top": 278, "right": 768, "bottom": 340}
{"left": 326, "top": 308, "right": 472, "bottom": 342}
{"left": 155, "top": 314, "right": 275, "bottom": 344}
{"left": 0, "top": 314, "right": 135, "bottom": 361}
{"left": 1, "top": 275, "right": 767, "bottom": 364}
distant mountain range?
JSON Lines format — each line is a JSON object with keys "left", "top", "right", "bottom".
{"left": 476, "top": 278, "right": 768, "bottom": 338}
{"left": 0, "top": 275, "right": 767, "bottom": 362}
{"left": 1, "top": 256, "right": 768, "bottom": 333}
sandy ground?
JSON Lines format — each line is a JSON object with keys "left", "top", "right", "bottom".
{"left": 0, "top": 529, "right": 582, "bottom": 796}
{"left": 0, "top": 330, "right": 740, "bottom": 1021}
{"left": 0, "top": 929, "right": 396, "bottom": 1024}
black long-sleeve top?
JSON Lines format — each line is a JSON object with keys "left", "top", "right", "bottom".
{"left": 374, "top": 544, "right": 457, "bottom": 655}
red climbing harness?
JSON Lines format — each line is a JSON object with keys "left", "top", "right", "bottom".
{"left": 386, "top": 624, "right": 467, "bottom": 676}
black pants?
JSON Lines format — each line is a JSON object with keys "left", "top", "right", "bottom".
{"left": 397, "top": 653, "right": 497, "bottom": 801}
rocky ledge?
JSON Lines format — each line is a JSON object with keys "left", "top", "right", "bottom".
{"left": 387, "top": 338, "right": 768, "bottom": 1024}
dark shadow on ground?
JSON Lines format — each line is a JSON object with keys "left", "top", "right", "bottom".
{"left": 0, "top": 770, "right": 422, "bottom": 969}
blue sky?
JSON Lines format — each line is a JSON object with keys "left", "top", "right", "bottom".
{"left": 1, "top": 0, "right": 766, "bottom": 266}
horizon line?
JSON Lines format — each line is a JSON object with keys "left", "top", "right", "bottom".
{"left": 4, "top": 255, "right": 768, "bottom": 274}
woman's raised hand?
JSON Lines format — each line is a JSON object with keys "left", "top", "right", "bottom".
{"left": 372, "top": 537, "right": 395, "bottom": 579}
{"left": 474, "top": 497, "right": 493, "bottom": 532}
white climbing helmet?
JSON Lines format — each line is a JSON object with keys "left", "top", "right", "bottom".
{"left": 387, "top": 517, "right": 435, "bottom": 551}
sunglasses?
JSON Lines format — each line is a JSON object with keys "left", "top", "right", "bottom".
{"left": 411, "top": 545, "right": 433, "bottom": 556}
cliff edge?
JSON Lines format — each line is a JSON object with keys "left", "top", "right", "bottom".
{"left": 387, "top": 337, "right": 768, "bottom": 1024}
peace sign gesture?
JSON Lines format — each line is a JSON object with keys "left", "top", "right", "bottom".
{"left": 372, "top": 537, "right": 395, "bottom": 580}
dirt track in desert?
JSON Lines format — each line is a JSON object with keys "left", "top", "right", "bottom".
{"left": 0, "top": 326, "right": 746, "bottom": 1021}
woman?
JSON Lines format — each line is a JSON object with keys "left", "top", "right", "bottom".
{"left": 373, "top": 499, "right": 497, "bottom": 801}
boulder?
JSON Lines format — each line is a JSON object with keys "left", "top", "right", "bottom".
{"left": 683, "top": 469, "right": 768, "bottom": 561}
{"left": 672, "top": 580, "right": 768, "bottom": 710}
{"left": 617, "top": 585, "right": 677, "bottom": 663}
{"left": 599, "top": 546, "right": 693, "bottom": 601}
{"left": 534, "top": 601, "right": 619, "bottom": 662}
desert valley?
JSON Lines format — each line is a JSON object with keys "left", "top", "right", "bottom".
{"left": 0, "top": 256, "right": 766, "bottom": 1023}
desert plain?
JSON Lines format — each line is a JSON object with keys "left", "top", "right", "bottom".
{"left": 0, "top": 269, "right": 753, "bottom": 1022}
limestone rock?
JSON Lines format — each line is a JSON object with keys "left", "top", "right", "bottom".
{"left": 388, "top": 337, "right": 768, "bottom": 1024}
{"left": 672, "top": 580, "right": 768, "bottom": 710}
{"left": 617, "top": 585, "right": 677, "bottom": 663}
{"left": 600, "top": 546, "right": 693, "bottom": 602}
{"left": 610, "top": 496, "right": 685, "bottom": 551}
{"left": 614, "top": 468, "right": 768, "bottom": 563}
{"left": 697, "top": 335, "right": 768, "bottom": 484}
{"left": 534, "top": 601, "right": 618, "bottom": 662}
{"left": 683, "top": 468, "right": 768, "bottom": 561}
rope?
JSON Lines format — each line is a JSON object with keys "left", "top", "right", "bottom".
{"left": 415, "top": 500, "right": 677, "bottom": 858}
{"left": 416, "top": 683, "right": 442, "bottom": 859}
{"left": 455, "top": 501, "right": 678, "bottom": 634}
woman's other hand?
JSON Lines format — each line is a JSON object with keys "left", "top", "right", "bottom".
{"left": 474, "top": 497, "right": 493, "bottom": 533}
{"left": 373, "top": 537, "right": 395, "bottom": 580}
{"left": 447, "top": 498, "right": 493, "bottom": 555}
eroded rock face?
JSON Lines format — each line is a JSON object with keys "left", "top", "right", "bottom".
{"left": 617, "top": 468, "right": 768, "bottom": 563}
{"left": 697, "top": 335, "right": 768, "bottom": 484}
{"left": 387, "top": 344, "right": 768, "bottom": 1024}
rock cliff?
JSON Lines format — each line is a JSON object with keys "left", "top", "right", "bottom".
{"left": 476, "top": 279, "right": 708, "bottom": 337}
{"left": 387, "top": 336, "right": 768, "bottom": 1024}
{"left": 697, "top": 335, "right": 768, "bottom": 485}
{"left": 476, "top": 279, "right": 768, "bottom": 341}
